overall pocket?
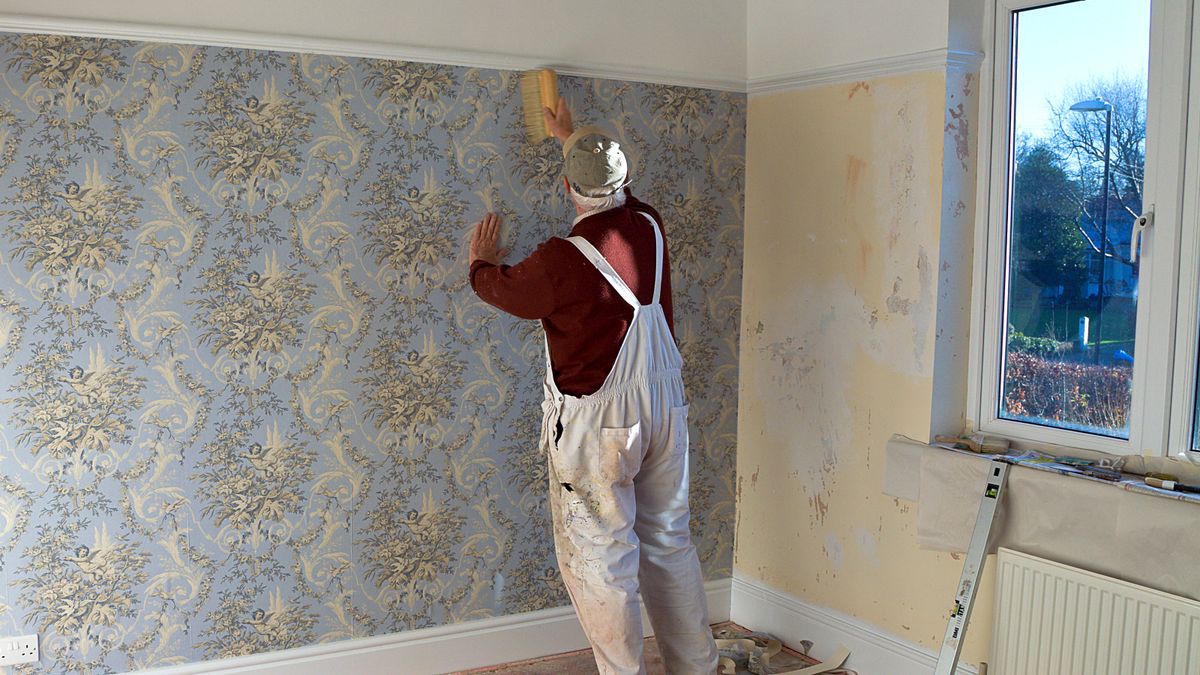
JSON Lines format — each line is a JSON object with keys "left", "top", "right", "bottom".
{"left": 667, "top": 404, "right": 690, "bottom": 456}
{"left": 599, "top": 422, "right": 641, "bottom": 486}
{"left": 551, "top": 412, "right": 642, "bottom": 491}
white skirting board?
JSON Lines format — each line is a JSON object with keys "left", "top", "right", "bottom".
{"left": 138, "top": 578, "right": 731, "bottom": 675}
{"left": 729, "top": 574, "right": 980, "bottom": 675}
{"left": 138, "top": 575, "right": 977, "bottom": 674}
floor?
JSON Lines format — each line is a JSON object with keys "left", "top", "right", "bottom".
{"left": 456, "top": 622, "right": 838, "bottom": 674}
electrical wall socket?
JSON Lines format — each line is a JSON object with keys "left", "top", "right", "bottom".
{"left": 0, "top": 634, "right": 39, "bottom": 666}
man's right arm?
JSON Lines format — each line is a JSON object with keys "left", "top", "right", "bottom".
{"left": 470, "top": 240, "right": 560, "bottom": 320}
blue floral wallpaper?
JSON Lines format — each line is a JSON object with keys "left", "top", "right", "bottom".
{"left": 0, "top": 33, "right": 745, "bottom": 673}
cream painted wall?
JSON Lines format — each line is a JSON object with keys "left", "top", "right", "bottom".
{"left": 738, "top": 71, "right": 991, "bottom": 665}
{"left": 747, "top": 0, "right": 951, "bottom": 79}
{"left": 0, "top": 0, "right": 747, "bottom": 85}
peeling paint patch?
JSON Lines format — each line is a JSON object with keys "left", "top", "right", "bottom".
{"left": 886, "top": 277, "right": 912, "bottom": 315}
{"left": 911, "top": 247, "right": 933, "bottom": 366}
{"left": 810, "top": 492, "right": 829, "bottom": 525}
{"left": 882, "top": 249, "right": 934, "bottom": 369}
{"left": 755, "top": 320, "right": 765, "bottom": 335}
{"left": 849, "top": 81, "right": 871, "bottom": 99}
{"left": 759, "top": 336, "right": 814, "bottom": 398}
{"left": 945, "top": 102, "right": 971, "bottom": 171}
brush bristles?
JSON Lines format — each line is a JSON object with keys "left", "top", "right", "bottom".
{"left": 520, "top": 69, "right": 557, "bottom": 143}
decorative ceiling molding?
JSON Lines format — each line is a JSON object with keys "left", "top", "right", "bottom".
{"left": 0, "top": 13, "right": 749, "bottom": 93}
{"left": 0, "top": 14, "right": 986, "bottom": 96}
{"left": 748, "top": 48, "right": 985, "bottom": 96}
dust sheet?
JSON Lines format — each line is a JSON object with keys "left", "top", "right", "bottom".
{"left": 886, "top": 435, "right": 1200, "bottom": 601}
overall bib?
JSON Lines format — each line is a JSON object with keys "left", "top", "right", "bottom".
{"left": 539, "top": 213, "right": 719, "bottom": 675}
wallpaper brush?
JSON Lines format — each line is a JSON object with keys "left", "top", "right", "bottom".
{"left": 519, "top": 68, "right": 558, "bottom": 143}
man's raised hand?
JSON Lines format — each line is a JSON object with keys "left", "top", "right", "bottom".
{"left": 543, "top": 98, "right": 574, "bottom": 144}
{"left": 470, "top": 212, "right": 508, "bottom": 266}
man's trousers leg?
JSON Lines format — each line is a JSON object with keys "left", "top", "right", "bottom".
{"left": 548, "top": 415, "right": 646, "bottom": 675}
{"left": 633, "top": 403, "right": 718, "bottom": 674}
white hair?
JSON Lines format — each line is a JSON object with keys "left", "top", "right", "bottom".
{"left": 569, "top": 185, "right": 626, "bottom": 213}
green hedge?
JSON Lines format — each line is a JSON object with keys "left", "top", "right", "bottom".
{"left": 1003, "top": 351, "right": 1131, "bottom": 432}
{"left": 1008, "top": 326, "right": 1070, "bottom": 358}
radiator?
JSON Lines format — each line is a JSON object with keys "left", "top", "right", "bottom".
{"left": 991, "top": 548, "right": 1200, "bottom": 675}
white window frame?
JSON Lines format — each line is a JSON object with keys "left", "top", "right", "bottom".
{"left": 967, "top": 0, "right": 1195, "bottom": 459}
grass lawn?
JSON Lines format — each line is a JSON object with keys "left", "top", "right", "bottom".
{"left": 1008, "top": 296, "right": 1137, "bottom": 344}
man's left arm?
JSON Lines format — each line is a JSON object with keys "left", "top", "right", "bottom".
{"left": 469, "top": 212, "right": 558, "bottom": 320}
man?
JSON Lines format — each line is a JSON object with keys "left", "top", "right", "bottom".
{"left": 468, "top": 100, "right": 719, "bottom": 675}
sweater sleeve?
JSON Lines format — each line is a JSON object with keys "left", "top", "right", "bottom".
{"left": 469, "top": 239, "right": 561, "bottom": 320}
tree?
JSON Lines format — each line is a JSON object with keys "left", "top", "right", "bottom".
{"left": 1012, "top": 141, "right": 1088, "bottom": 298}
{"left": 1049, "top": 75, "right": 1146, "bottom": 270}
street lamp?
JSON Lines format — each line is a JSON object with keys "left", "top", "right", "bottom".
{"left": 1070, "top": 96, "right": 1113, "bottom": 364}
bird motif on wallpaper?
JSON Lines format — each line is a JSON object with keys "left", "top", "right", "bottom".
{"left": 57, "top": 422, "right": 88, "bottom": 449}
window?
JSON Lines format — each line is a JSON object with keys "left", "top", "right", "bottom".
{"left": 972, "top": 0, "right": 1195, "bottom": 458}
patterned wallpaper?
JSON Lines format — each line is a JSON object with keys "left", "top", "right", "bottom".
{"left": 0, "top": 33, "right": 744, "bottom": 672}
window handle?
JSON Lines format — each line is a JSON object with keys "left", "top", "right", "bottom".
{"left": 1131, "top": 209, "right": 1153, "bottom": 263}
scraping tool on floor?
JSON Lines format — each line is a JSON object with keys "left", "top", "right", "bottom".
{"left": 933, "top": 458, "right": 1012, "bottom": 675}
{"left": 714, "top": 628, "right": 850, "bottom": 674}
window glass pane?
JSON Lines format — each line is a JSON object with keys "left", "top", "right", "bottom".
{"left": 1194, "top": 347, "right": 1200, "bottom": 448}
{"left": 1001, "top": 0, "right": 1150, "bottom": 438}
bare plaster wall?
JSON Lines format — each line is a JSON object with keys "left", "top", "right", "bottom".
{"left": 738, "top": 70, "right": 991, "bottom": 664}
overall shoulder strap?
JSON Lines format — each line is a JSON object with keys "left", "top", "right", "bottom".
{"left": 565, "top": 236, "right": 640, "bottom": 308}
{"left": 636, "top": 212, "right": 664, "bottom": 305}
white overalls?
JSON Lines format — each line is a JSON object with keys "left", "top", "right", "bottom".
{"left": 539, "top": 213, "right": 719, "bottom": 675}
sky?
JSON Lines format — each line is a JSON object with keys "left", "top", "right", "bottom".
{"left": 1013, "top": 0, "right": 1151, "bottom": 139}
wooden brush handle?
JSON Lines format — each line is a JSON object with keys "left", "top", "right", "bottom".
{"left": 539, "top": 69, "right": 558, "bottom": 116}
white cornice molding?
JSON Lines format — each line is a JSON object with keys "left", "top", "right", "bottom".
{"left": 0, "top": 13, "right": 748, "bottom": 93}
{"left": 748, "top": 48, "right": 985, "bottom": 96}
{"left": 0, "top": 15, "right": 985, "bottom": 96}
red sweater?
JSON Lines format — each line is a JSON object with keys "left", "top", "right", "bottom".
{"left": 470, "top": 192, "right": 674, "bottom": 396}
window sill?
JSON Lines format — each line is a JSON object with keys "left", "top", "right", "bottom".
{"left": 934, "top": 440, "right": 1200, "bottom": 507}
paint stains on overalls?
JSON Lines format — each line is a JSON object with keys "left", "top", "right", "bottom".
{"left": 540, "top": 214, "right": 719, "bottom": 675}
